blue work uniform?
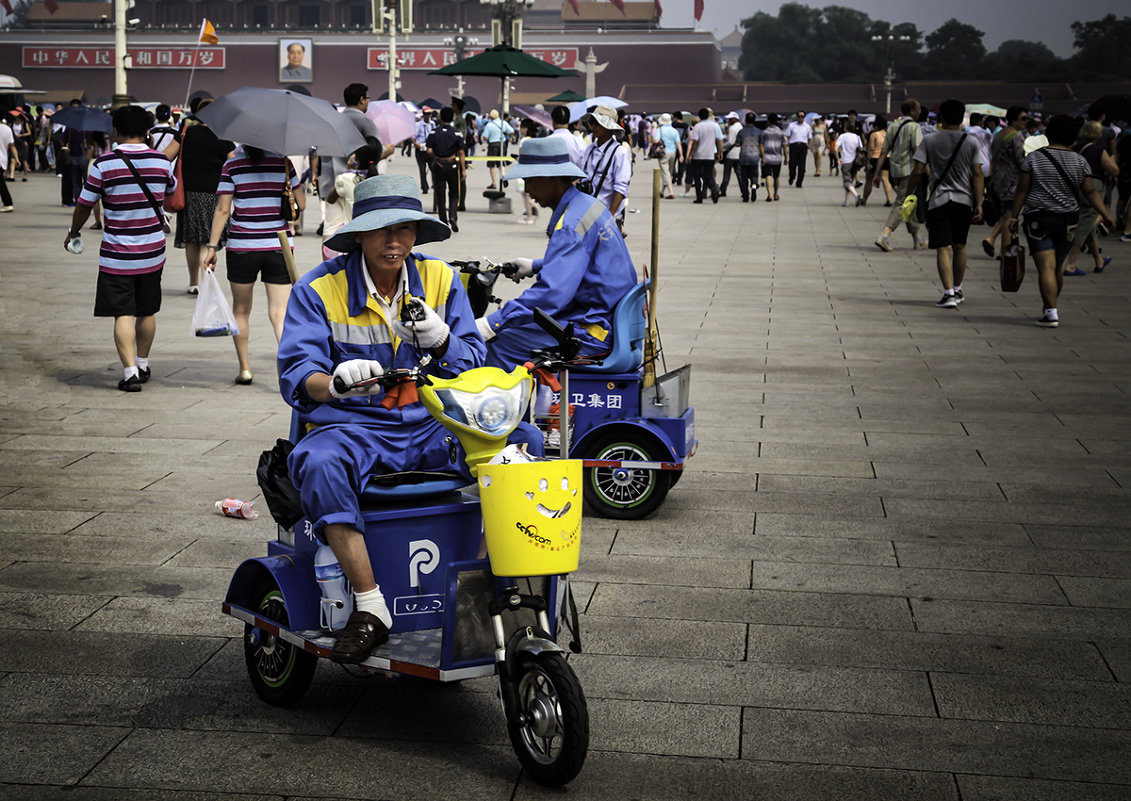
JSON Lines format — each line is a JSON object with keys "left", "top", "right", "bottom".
{"left": 278, "top": 250, "right": 483, "bottom": 537}
{"left": 483, "top": 186, "right": 638, "bottom": 369}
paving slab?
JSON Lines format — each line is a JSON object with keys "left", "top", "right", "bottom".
{"left": 745, "top": 624, "right": 1111, "bottom": 680}
{"left": 930, "top": 671, "right": 1131, "bottom": 728}
{"left": 741, "top": 707, "right": 1131, "bottom": 784}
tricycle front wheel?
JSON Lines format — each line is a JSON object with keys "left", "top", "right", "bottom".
{"left": 243, "top": 577, "right": 318, "bottom": 707}
{"left": 506, "top": 652, "right": 589, "bottom": 786}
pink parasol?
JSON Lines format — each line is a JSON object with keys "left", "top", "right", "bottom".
{"left": 365, "top": 100, "right": 417, "bottom": 146}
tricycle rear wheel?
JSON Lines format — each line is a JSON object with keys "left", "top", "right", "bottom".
{"left": 583, "top": 433, "right": 672, "bottom": 519}
{"left": 243, "top": 576, "right": 318, "bottom": 707}
{"left": 506, "top": 652, "right": 589, "bottom": 786}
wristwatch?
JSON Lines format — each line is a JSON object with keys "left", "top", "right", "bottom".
{"left": 204, "top": 244, "right": 219, "bottom": 250}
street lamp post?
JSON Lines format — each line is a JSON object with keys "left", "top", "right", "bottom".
{"left": 871, "top": 25, "right": 910, "bottom": 116}
{"left": 112, "top": 0, "right": 140, "bottom": 109}
{"left": 443, "top": 30, "right": 479, "bottom": 99}
{"left": 481, "top": 0, "right": 534, "bottom": 113}
{"left": 373, "top": 0, "right": 413, "bottom": 103}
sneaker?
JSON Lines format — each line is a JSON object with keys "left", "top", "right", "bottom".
{"left": 953, "top": 289, "right": 965, "bottom": 304}
{"left": 117, "top": 375, "right": 142, "bottom": 392}
{"left": 935, "top": 293, "right": 958, "bottom": 309}
{"left": 1120, "top": 233, "right": 1131, "bottom": 243}
{"left": 1035, "top": 314, "right": 1059, "bottom": 328}
{"left": 0, "top": 205, "right": 12, "bottom": 213}
{"left": 914, "top": 233, "right": 928, "bottom": 250}
{"left": 874, "top": 235, "right": 892, "bottom": 252}
{"left": 187, "top": 285, "right": 199, "bottom": 295}
{"left": 138, "top": 367, "right": 151, "bottom": 384}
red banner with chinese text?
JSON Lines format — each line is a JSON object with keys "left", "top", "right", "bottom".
{"left": 367, "top": 47, "right": 579, "bottom": 71}
{"left": 22, "top": 46, "right": 226, "bottom": 69}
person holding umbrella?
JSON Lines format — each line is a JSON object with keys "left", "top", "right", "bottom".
{"left": 202, "top": 143, "right": 305, "bottom": 385}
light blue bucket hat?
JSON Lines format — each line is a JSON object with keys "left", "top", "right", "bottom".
{"left": 323, "top": 174, "right": 450, "bottom": 253}
{"left": 502, "top": 136, "right": 586, "bottom": 182}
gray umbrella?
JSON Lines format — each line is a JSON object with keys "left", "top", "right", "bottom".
{"left": 195, "top": 87, "right": 368, "bottom": 157}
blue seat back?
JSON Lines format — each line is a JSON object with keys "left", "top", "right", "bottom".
{"left": 575, "top": 281, "right": 648, "bottom": 374}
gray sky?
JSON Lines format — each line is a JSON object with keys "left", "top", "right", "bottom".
{"left": 660, "top": 0, "right": 1126, "bottom": 58}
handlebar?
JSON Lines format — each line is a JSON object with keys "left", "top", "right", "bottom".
{"left": 332, "top": 361, "right": 432, "bottom": 396}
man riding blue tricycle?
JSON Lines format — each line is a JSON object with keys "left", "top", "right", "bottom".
{"left": 222, "top": 156, "right": 695, "bottom": 786}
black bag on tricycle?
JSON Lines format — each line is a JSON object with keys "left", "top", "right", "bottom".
{"left": 256, "top": 438, "right": 303, "bottom": 528}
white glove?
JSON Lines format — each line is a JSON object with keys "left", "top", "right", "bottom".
{"left": 391, "top": 300, "right": 450, "bottom": 350}
{"left": 510, "top": 257, "right": 536, "bottom": 282}
{"left": 476, "top": 316, "right": 497, "bottom": 342}
{"left": 329, "top": 359, "right": 384, "bottom": 398}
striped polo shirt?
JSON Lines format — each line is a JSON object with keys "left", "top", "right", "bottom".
{"left": 216, "top": 146, "right": 300, "bottom": 252}
{"left": 78, "top": 143, "right": 174, "bottom": 275}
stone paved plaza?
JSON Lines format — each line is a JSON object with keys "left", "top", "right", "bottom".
{"left": 1, "top": 156, "right": 1130, "bottom": 800}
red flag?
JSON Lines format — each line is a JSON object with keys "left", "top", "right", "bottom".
{"left": 694, "top": 0, "right": 704, "bottom": 22}
{"left": 0, "top": 0, "right": 14, "bottom": 16}
{"left": 609, "top": 0, "right": 627, "bottom": 14}
{"left": 564, "top": 0, "right": 580, "bottom": 14}
{"left": 653, "top": 0, "right": 663, "bottom": 17}
{"left": 45, "top": 0, "right": 60, "bottom": 13}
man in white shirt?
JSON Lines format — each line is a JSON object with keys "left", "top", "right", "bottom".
{"left": 784, "top": 110, "right": 814, "bottom": 187}
{"left": 549, "top": 105, "right": 585, "bottom": 168}
{"left": 719, "top": 111, "right": 743, "bottom": 198}
{"left": 148, "top": 104, "right": 178, "bottom": 154}
{"left": 686, "top": 107, "right": 722, "bottom": 204}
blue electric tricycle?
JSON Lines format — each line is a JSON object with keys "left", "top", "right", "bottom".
{"left": 457, "top": 261, "right": 697, "bottom": 519}
{"left": 224, "top": 324, "right": 592, "bottom": 786}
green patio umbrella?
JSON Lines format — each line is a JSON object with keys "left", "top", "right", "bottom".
{"left": 430, "top": 44, "right": 575, "bottom": 114}
{"left": 546, "top": 89, "right": 586, "bottom": 103}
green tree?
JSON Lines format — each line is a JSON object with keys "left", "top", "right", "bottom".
{"left": 924, "top": 18, "right": 987, "bottom": 79}
{"left": 737, "top": 3, "right": 824, "bottom": 82}
{"left": 1068, "top": 14, "right": 1131, "bottom": 81}
{"left": 983, "top": 40, "right": 1064, "bottom": 83}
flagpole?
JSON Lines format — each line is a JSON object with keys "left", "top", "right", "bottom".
{"left": 183, "top": 40, "right": 202, "bottom": 109}
{"left": 184, "top": 19, "right": 210, "bottom": 109}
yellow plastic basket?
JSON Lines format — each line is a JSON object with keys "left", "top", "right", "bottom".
{"left": 478, "top": 460, "right": 583, "bottom": 577}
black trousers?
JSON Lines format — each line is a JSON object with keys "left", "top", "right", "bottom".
{"left": 431, "top": 161, "right": 460, "bottom": 226}
{"left": 691, "top": 159, "right": 718, "bottom": 202}
{"left": 737, "top": 163, "right": 759, "bottom": 201}
{"left": 788, "top": 142, "right": 808, "bottom": 186}
{"left": 720, "top": 159, "right": 739, "bottom": 193}
{"left": 415, "top": 149, "right": 432, "bottom": 192}
{"left": 0, "top": 172, "right": 12, "bottom": 207}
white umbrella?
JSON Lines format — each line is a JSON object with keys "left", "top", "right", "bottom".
{"left": 568, "top": 96, "right": 628, "bottom": 123}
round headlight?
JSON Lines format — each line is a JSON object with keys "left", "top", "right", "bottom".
{"left": 476, "top": 396, "right": 509, "bottom": 431}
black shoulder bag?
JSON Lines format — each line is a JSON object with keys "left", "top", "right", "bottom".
{"left": 280, "top": 159, "right": 300, "bottom": 224}
{"left": 117, "top": 150, "right": 171, "bottom": 234}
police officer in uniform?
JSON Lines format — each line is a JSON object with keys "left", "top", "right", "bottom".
{"left": 425, "top": 107, "right": 466, "bottom": 233}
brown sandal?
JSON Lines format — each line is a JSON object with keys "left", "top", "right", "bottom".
{"left": 331, "top": 610, "right": 389, "bottom": 664}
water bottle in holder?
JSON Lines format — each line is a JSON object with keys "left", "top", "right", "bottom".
{"left": 313, "top": 544, "right": 354, "bottom": 631}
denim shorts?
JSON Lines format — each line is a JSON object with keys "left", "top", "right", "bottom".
{"left": 1022, "top": 211, "right": 1078, "bottom": 256}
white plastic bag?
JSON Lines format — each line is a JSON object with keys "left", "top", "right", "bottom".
{"left": 192, "top": 269, "right": 239, "bottom": 337}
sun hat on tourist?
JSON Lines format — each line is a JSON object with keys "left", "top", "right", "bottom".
{"left": 502, "top": 136, "right": 586, "bottom": 182}
{"left": 657, "top": 113, "right": 672, "bottom": 125}
{"left": 323, "top": 174, "right": 450, "bottom": 252}
{"left": 585, "top": 105, "right": 620, "bottom": 130}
